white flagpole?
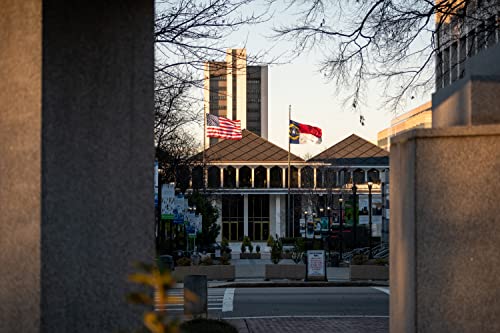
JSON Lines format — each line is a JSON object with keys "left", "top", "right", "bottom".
{"left": 288, "top": 105, "right": 292, "bottom": 238}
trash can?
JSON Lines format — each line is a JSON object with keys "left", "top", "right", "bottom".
{"left": 157, "top": 255, "right": 174, "bottom": 272}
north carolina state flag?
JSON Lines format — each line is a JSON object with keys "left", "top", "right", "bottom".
{"left": 289, "top": 120, "right": 322, "bottom": 144}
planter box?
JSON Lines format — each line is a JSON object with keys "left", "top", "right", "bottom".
{"left": 350, "top": 265, "right": 389, "bottom": 281}
{"left": 240, "top": 253, "right": 261, "bottom": 259}
{"left": 265, "top": 264, "right": 305, "bottom": 280}
{"left": 173, "top": 265, "right": 235, "bottom": 282}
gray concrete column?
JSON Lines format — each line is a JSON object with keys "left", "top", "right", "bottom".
{"left": 364, "top": 169, "right": 368, "bottom": 183}
{"left": 251, "top": 167, "right": 255, "bottom": 188}
{"left": 282, "top": 167, "right": 286, "bottom": 188}
{"left": 297, "top": 168, "right": 302, "bottom": 188}
{"left": 313, "top": 167, "right": 317, "bottom": 188}
{"left": 236, "top": 167, "right": 240, "bottom": 188}
{"left": 266, "top": 167, "right": 271, "bottom": 188}
{"left": 243, "top": 194, "right": 249, "bottom": 237}
{"left": 0, "top": 1, "right": 154, "bottom": 332}
{"left": 220, "top": 167, "right": 224, "bottom": 188}
{"left": 275, "top": 195, "right": 281, "bottom": 236}
{"left": 390, "top": 126, "right": 500, "bottom": 333}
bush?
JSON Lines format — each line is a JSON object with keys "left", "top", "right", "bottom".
{"left": 242, "top": 236, "right": 252, "bottom": 247}
{"left": 176, "top": 257, "right": 191, "bottom": 266}
{"left": 221, "top": 237, "right": 229, "bottom": 248}
{"left": 352, "top": 254, "right": 368, "bottom": 265}
{"left": 180, "top": 318, "right": 238, "bottom": 333}
{"left": 291, "top": 238, "right": 305, "bottom": 264}
{"left": 240, "top": 243, "right": 246, "bottom": 253}
{"left": 280, "top": 237, "right": 296, "bottom": 245}
{"left": 267, "top": 235, "right": 275, "bottom": 247}
{"left": 271, "top": 239, "right": 283, "bottom": 264}
{"left": 256, "top": 245, "right": 261, "bottom": 253}
{"left": 248, "top": 244, "right": 254, "bottom": 253}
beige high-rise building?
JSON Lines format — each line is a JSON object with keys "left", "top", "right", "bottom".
{"left": 377, "top": 102, "right": 432, "bottom": 150}
{"left": 204, "top": 49, "right": 268, "bottom": 146}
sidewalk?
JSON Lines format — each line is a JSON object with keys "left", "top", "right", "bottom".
{"left": 228, "top": 317, "right": 389, "bottom": 333}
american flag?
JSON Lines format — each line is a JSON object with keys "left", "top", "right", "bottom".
{"left": 206, "top": 113, "right": 242, "bottom": 140}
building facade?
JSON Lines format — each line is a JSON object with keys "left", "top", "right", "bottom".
{"left": 433, "top": 0, "right": 500, "bottom": 127}
{"left": 188, "top": 130, "right": 390, "bottom": 246}
{"left": 377, "top": 102, "right": 432, "bottom": 150}
{"left": 204, "top": 49, "right": 268, "bottom": 147}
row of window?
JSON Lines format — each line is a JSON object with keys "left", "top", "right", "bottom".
{"left": 190, "top": 166, "right": 382, "bottom": 189}
{"left": 222, "top": 195, "right": 270, "bottom": 241}
{"left": 436, "top": 15, "right": 499, "bottom": 89}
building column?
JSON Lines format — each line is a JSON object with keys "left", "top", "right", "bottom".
{"left": 243, "top": 194, "right": 249, "bottom": 237}
{"left": 364, "top": 169, "right": 368, "bottom": 183}
{"left": 297, "top": 168, "right": 302, "bottom": 188}
{"left": 313, "top": 167, "right": 317, "bottom": 188}
{"left": 275, "top": 195, "right": 281, "bottom": 237}
{"left": 266, "top": 167, "right": 271, "bottom": 188}
{"left": 220, "top": 167, "right": 224, "bottom": 188}
{"left": 251, "top": 167, "right": 255, "bottom": 188}
{"left": 0, "top": 1, "right": 154, "bottom": 331}
{"left": 236, "top": 167, "right": 239, "bottom": 188}
{"left": 282, "top": 167, "right": 286, "bottom": 188}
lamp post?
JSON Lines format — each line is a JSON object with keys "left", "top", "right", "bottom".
{"left": 368, "top": 181, "right": 373, "bottom": 259}
{"left": 339, "top": 198, "right": 344, "bottom": 262}
{"left": 352, "top": 183, "right": 358, "bottom": 249}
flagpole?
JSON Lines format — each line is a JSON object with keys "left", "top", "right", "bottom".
{"left": 203, "top": 107, "right": 207, "bottom": 191}
{"left": 288, "top": 105, "right": 292, "bottom": 238}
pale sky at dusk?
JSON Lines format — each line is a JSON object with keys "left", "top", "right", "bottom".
{"left": 188, "top": 1, "right": 431, "bottom": 158}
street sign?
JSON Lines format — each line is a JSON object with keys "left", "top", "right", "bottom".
{"left": 306, "top": 250, "right": 326, "bottom": 281}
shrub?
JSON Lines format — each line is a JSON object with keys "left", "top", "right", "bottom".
{"left": 248, "top": 244, "right": 254, "bottom": 253}
{"left": 219, "top": 253, "right": 231, "bottom": 265}
{"left": 242, "top": 236, "right": 252, "bottom": 247}
{"left": 352, "top": 254, "right": 368, "bottom": 265}
{"left": 176, "top": 257, "right": 191, "bottom": 266}
{"left": 200, "top": 256, "right": 213, "bottom": 266}
{"left": 291, "top": 238, "right": 305, "bottom": 264}
{"left": 279, "top": 237, "right": 296, "bottom": 245}
{"left": 240, "top": 243, "right": 246, "bottom": 253}
{"left": 180, "top": 318, "right": 238, "bottom": 333}
{"left": 256, "top": 245, "right": 261, "bottom": 253}
{"left": 267, "top": 235, "right": 275, "bottom": 247}
{"left": 271, "top": 239, "right": 282, "bottom": 264}
{"left": 221, "top": 237, "right": 229, "bottom": 248}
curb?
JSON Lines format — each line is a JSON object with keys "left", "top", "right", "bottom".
{"left": 209, "top": 280, "right": 389, "bottom": 288}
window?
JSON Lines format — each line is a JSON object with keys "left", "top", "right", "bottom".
{"left": 254, "top": 166, "right": 267, "bottom": 188}
{"left": 270, "top": 167, "right": 283, "bottom": 188}
{"left": 192, "top": 166, "right": 203, "bottom": 189}
{"left": 248, "top": 195, "right": 270, "bottom": 242}
{"left": 353, "top": 169, "right": 365, "bottom": 184}
{"left": 222, "top": 195, "right": 244, "bottom": 241}
{"left": 239, "top": 166, "right": 252, "bottom": 188}
{"left": 367, "top": 169, "right": 380, "bottom": 183}
{"left": 450, "top": 42, "right": 458, "bottom": 82}
{"left": 208, "top": 166, "right": 220, "bottom": 188}
{"left": 301, "top": 166, "right": 314, "bottom": 188}
{"left": 223, "top": 166, "right": 236, "bottom": 188}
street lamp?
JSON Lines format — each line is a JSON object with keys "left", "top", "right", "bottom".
{"left": 339, "top": 198, "right": 344, "bottom": 262}
{"left": 319, "top": 207, "right": 324, "bottom": 216}
{"left": 368, "top": 181, "right": 373, "bottom": 259}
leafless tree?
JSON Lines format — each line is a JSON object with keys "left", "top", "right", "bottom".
{"left": 272, "top": 0, "right": 500, "bottom": 112}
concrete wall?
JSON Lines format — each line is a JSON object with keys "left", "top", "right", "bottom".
{"left": 1, "top": 1, "right": 154, "bottom": 332}
{"left": 390, "top": 126, "right": 500, "bottom": 333}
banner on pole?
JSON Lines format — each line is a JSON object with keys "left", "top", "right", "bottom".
{"left": 161, "top": 183, "right": 175, "bottom": 219}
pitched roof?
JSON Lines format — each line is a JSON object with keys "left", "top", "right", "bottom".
{"left": 195, "top": 129, "right": 304, "bottom": 163}
{"left": 308, "top": 134, "right": 389, "bottom": 165}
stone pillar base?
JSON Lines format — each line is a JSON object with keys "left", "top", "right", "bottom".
{"left": 390, "top": 125, "right": 500, "bottom": 333}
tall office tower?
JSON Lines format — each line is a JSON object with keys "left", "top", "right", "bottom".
{"left": 204, "top": 49, "right": 268, "bottom": 146}
{"left": 433, "top": 0, "right": 500, "bottom": 127}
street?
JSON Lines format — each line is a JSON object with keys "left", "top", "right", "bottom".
{"left": 160, "top": 286, "right": 389, "bottom": 332}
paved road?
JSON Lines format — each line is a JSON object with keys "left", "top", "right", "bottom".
{"left": 159, "top": 287, "right": 389, "bottom": 332}
{"left": 224, "top": 287, "right": 389, "bottom": 318}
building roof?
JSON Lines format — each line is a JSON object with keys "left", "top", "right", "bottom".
{"left": 195, "top": 129, "right": 304, "bottom": 163}
{"left": 308, "top": 134, "right": 389, "bottom": 166}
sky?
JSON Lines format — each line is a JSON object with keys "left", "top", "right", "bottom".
{"left": 186, "top": 0, "right": 431, "bottom": 158}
